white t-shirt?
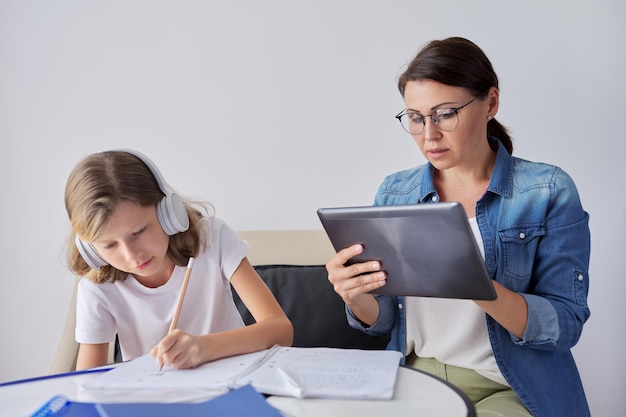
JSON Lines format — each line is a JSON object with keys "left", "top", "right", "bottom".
{"left": 75, "top": 216, "right": 248, "bottom": 361}
{"left": 405, "top": 217, "right": 507, "bottom": 385}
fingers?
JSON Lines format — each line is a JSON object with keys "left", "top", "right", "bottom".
{"left": 327, "top": 244, "right": 367, "bottom": 269}
{"left": 152, "top": 330, "right": 200, "bottom": 370}
{"left": 151, "top": 332, "right": 176, "bottom": 370}
{"left": 327, "top": 244, "right": 386, "bottom": 304}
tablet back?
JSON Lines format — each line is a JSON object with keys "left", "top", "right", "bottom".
{"left": 317, "top": 203, "right": 496, "bottom": 300}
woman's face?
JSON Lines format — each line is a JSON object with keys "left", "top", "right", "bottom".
{"left": 402, "top": 80, "right": 497, "bottom": 172}
{"left": 91, "top": 200, "right": 174, "bottom": 287}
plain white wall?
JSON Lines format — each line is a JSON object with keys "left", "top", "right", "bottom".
{"left": 1, "top": 1, "right": 624, "bottom": 415}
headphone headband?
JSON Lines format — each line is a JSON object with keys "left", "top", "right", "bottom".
{"left": 116, "top": 148, "right": 173, "bottom": 196}
{"left": 75, "top": 149, "right": 190, "bottom": 270}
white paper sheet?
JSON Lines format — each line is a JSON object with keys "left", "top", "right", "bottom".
{"left": 83, "top": 346, "right": 403, "bottom": 400}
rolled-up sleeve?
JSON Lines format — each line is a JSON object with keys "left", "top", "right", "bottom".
{"left": 346, "top": 294, "right": 397, "bottom": 336}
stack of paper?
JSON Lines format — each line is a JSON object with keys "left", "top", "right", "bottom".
{"left": 84, "top": 346, "right": 403, "bottom": 400}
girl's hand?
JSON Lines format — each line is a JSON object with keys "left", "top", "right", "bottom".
{"left": 326, "top": 244, "right": 386, "bottom": 326}
{"left": 150, "top": 257, "right": 293, "bottom": 370}
{"left": 151, "top": 329, "right": 209, "bottom": 370}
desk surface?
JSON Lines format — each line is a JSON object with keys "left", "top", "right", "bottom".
{"left": 1, "top": 366, "right": 475, "bottom": 417}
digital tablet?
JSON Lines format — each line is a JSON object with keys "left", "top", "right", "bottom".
{"left": 317, "top": 202, "right": 496, "bottom": 300}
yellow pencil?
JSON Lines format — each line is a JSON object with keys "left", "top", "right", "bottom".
{"left": 160, "top": 257, "right": 194, "bottom": 370}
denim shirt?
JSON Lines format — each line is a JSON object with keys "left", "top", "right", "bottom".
{"left": 346, "top": 139, "right": 591, "bottom": 417}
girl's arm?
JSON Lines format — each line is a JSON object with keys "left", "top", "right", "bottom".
{"left": 227, "top": 257, "right": 294, "bottom": 350}
{"left": 76, "top": 343, "right": 110, "bottom": 370}
{"left": 152, "top": 258, "right": 293, "bottom": 369}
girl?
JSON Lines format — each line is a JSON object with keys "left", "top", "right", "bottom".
{"left": 65, "top": 149, "right": 293, "bottom": 370}
{"left": 326, "top": 37, "right": 591, "bottom": 417}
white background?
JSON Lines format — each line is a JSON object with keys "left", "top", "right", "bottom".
{"left": 1, "top": 1, "right": 624, "bottom": 415}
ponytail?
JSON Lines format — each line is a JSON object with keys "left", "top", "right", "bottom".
{"left": 488, "top": 118, "right": 513, "bottom": 155}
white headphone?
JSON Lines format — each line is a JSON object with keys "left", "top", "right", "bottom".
{"left": 75, "top": 149, "right": 189, "bottom": 270}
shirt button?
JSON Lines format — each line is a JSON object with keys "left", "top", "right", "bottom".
{"left": 431, "top": 195, "right": 439, "bottom": 202}
{"left": 398, "top": 303, "right": 403, "bottom": 310}
{"left": 578, "top": 274, "right": 584, "bottom": 281}
{"left": 519, "top": 232, "right": 526, "bottom": 239}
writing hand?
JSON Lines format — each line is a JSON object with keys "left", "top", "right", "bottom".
{"left": 151, "top": 329, "right": 207, "bottom": 370}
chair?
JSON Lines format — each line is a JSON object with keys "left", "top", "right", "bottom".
{"left": 48, "top": 276, "right": 115, "bottom": 374}
{"left": 49, "top": 229, "right": 389, "bottom": 374}
{"left": 235, "top": 230, "right": 390, "bottom": 349}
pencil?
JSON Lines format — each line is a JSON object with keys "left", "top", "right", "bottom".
{"left": 168, "top": 257, "right": 195, "bottom": 333}
{"left": 160, "top": 257, "right": 194, "bottom": 370}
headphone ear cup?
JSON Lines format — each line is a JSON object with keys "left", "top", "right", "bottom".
{"left": 156, "top": 192, "right": 190, "bottom": 235}
{"left": 74, "top": 235, "right": 108, "bottom": 271}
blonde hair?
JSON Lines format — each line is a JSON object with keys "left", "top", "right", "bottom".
{"left": 64, "top": 150, "right": 212, "bottom": 283}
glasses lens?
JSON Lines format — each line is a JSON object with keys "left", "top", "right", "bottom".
{"left": 433, "top": 109, "right": 459, "bottom": 132}
{"left": 400, "top": 113, "right": 425, "bottom": 134}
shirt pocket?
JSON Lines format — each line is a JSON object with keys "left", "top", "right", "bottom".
{"left": 498, "top": 226, "right": 545, "bottom": 280}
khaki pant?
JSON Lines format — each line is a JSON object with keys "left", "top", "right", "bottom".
{"left": 406, "top": 355, "right": 532, "bottom": 417}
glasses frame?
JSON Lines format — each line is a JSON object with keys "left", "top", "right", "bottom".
{"left": 395, "top": 97, "right": 477, "bottom": 135}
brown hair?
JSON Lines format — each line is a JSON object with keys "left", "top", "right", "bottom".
{"left": 64, "top": 151, "right": 211, "bottom": 283}
{"left": 398, "top": 37, "right": 513, "bottom": 154}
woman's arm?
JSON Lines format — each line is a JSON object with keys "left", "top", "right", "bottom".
{"left": 481, "top": 167, "right": 590, "bottom": 349}
{"left": 474, "top": 282, "right": 528, "bottom": 339}
{"left": 151, "top": 258, "right": 293, "bottom": 369}
{"left": 76, "top": 343, "right": 110, "bottom": 370}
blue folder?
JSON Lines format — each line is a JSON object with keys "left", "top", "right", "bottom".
{"left": 31, "top": 384, "right": 283, "bottom": 417}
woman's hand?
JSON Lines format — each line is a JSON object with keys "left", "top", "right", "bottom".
{"left": 326, "top": 244, "right": 386, "bottom": 326}
{"left": 151, "top": 329, "right": 208, "bottom": 370}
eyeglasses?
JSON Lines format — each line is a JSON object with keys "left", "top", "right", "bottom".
{"left": 395, "top": 97, "right": 477, "bottom": 135}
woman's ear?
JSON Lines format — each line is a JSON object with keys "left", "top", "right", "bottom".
{"left": 487, "top": 86, "right": 499, "bottom": 120}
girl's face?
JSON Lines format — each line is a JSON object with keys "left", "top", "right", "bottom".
{"left": 402, "top": 80, "right": 497, "bottom": 173}
{"left": 91, "top": 200, "right": 174, "bottom": 287}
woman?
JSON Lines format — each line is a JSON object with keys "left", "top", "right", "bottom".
{"left": 326, "top": 37, "right": 591, "bottom": 417}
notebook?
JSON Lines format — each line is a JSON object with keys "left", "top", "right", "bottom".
{"left": 317, "top": 202, "right": 496, "bottom": 300}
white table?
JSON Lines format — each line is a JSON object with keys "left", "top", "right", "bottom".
{"left": 0, "top": 366, "right": 474, "bottom": 417}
